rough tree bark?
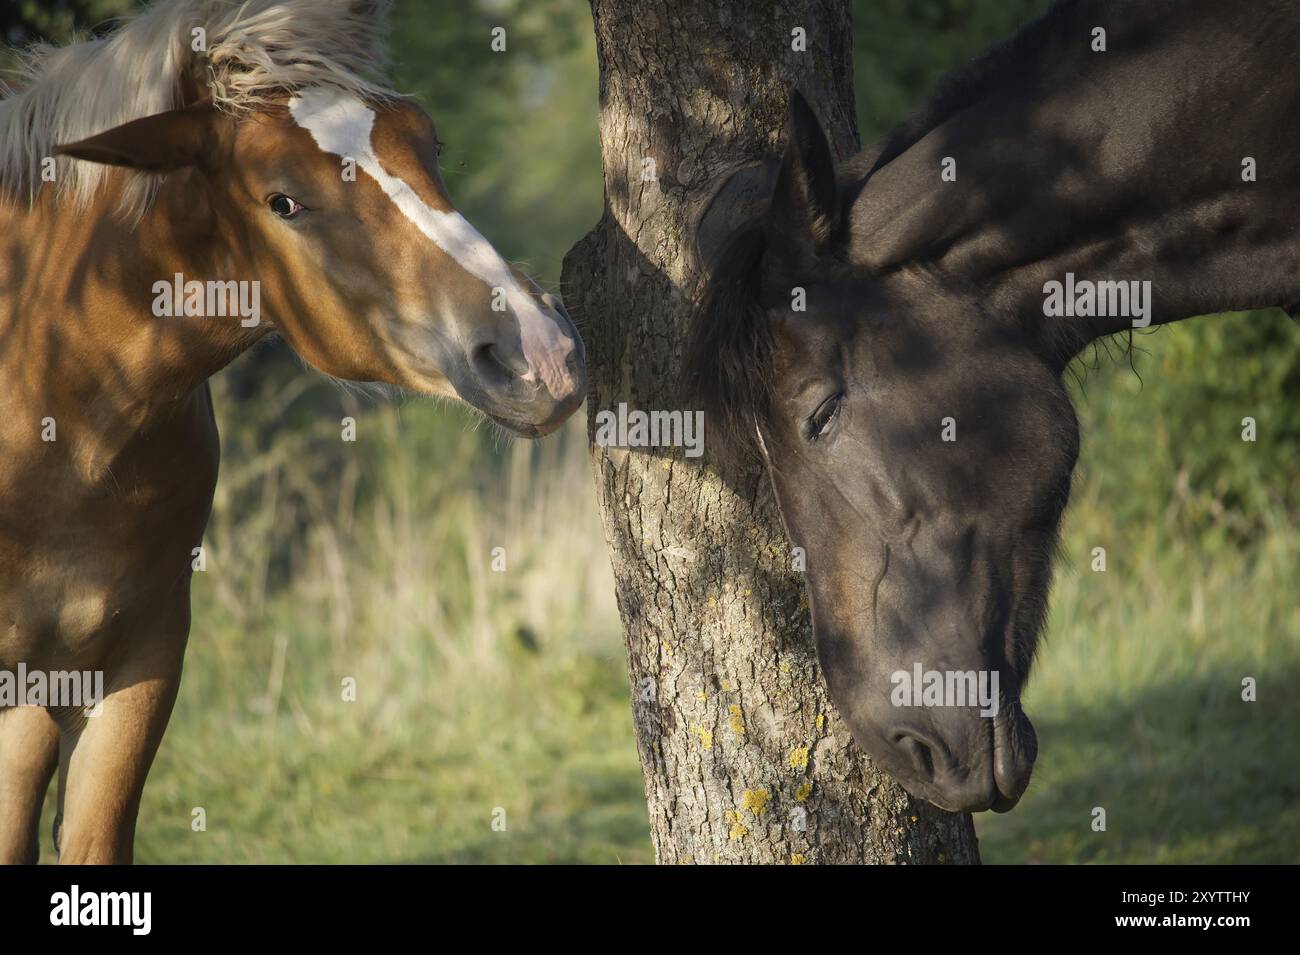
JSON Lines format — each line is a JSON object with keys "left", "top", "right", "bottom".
{"left": 562, "top": 0, "right": 981, "bottom": 864}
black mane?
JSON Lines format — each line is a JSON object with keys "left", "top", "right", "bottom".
{"left": 685, "top": 222, "right": 775, "bottom": 464}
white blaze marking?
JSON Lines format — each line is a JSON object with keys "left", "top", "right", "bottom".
{"left": 289, "top": 89, "right": 575, "bottom": 397}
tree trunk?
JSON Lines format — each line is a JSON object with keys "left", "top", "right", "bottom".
{"left": 562, "top": 0, "right": 981, "bottom": 865}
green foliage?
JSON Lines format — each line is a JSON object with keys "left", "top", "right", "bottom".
{"left": 389, "top": 0, "right": 601, "bottom": 288}
{"left": 853, "top": 0, "right": 1051, "bottom": 140}
{"left": 1071, "top": 313, "right": 1300, "bottom": 548}
{"left": 1, "top": 0, "right": 134, "bottom": 43}
{"left": 0, "top": 0, "right": 135, "bottom": 71}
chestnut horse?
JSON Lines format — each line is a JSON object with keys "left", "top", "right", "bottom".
{"left": 0, "top": 0, "right": 585, "bottom": 863}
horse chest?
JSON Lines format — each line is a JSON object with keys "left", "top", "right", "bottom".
{"left": 0, "top": 570, "right": 119, "bottom": 670}
{"left": 0, "top": 400, "right": 218, "bottom": 669}
{"left": 0, "top": 503, "right": 196, "bottom": 670}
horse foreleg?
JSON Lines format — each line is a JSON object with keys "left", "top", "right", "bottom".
{"left": 0, "top": 706, "right": 60, "bottom": 864}
{"left": 55, "top": 627, "right": 187, "bottom": 865}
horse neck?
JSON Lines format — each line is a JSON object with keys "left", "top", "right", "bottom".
{"left": 6, "top": 175, "right": 267, "bottom": 436}
{"left": 850, "top": 0, "right": 1300, "bottom": 351}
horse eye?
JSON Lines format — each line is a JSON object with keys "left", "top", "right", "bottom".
{"left": 807, "top": 393, "right": 843, "bottom": 441}
{"left": 268, "top": 194, "right": 305, "bottom": 220}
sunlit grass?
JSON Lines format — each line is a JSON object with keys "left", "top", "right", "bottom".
{"left": 976, "top": 498, "right": 1298, "bottom": 863}
{"left": 138, "top": 386, "right": 651, "bottom": 864}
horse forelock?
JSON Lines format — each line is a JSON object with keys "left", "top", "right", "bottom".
{"left": 0, "top": 0, "right": 398, "bottom": 222}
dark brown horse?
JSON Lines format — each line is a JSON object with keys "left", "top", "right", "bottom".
{"left": 0, "top": 0, "right": 584, "bottom": 863}
{"left": 691, "top": 0, "right": 1298, "bottom": 812}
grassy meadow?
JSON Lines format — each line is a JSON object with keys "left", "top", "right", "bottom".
{"left": 133, "top": 375, "right": 647, "bottom": 864}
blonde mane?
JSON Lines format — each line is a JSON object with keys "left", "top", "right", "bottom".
{"left": 0, "top": 0, "right": 397, "bottom": 220}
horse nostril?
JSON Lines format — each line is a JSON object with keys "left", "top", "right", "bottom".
{"left": 894, "top": 732, "right": 939, "bottom": 782}
{"left": 471, "top": 342, "right": 527, "bottom": 385}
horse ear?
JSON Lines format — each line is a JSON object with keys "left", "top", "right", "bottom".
{"left": 695, "top": 156, "right": 782, "bottom": 272}
{"left": 54, "top": 106, "right": 213, "bottom": 173}
{"left": 763, "top": 90, "right": 839, "bottom": 271}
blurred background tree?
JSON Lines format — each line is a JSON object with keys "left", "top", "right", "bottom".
{"left": 6, "top": 0, "right": 1294, "bottom": 863}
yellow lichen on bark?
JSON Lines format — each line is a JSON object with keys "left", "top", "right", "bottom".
{"left": 742, "top": 788, "right": 770, "bottom": 816}
{"left": 728, "top": 703, "right": 745, "bottom": 736}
